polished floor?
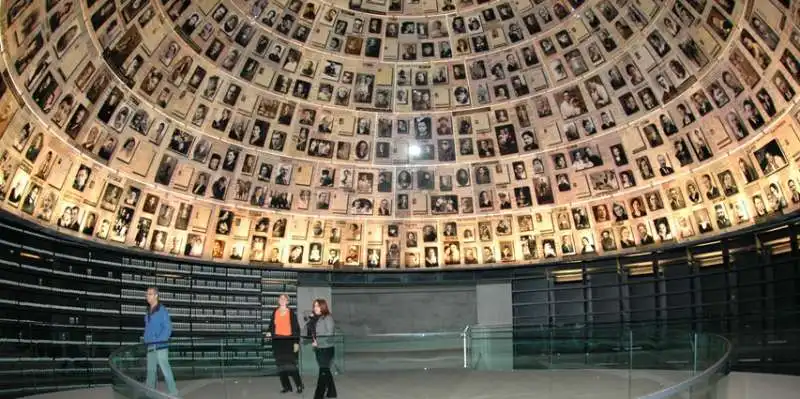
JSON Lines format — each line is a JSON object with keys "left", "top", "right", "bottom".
{"left": 180, "top": 370, "right": 675, "bottom": 399}
{"left": 28, "top": 369, "right": 695, "bottom": 399}
{"left": 22, "top": 371, "right": 800, "bottom": 399}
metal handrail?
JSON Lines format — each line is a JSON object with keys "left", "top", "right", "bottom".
{"left": 461, "top": 324, "right": 733, "bottom": 398}
{"left": 351, "top": 331, "right": 463, "bottom": 338}
{"left": 108, "top": 330, "right": 732, "bottom": 399}
{"left": 637, "top": 334, "right": 732, "bottom": 399}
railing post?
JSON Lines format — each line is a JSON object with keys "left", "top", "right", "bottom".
{"left": 548, "top": 327, "right": 553, "bottom": 369}
{"left": 220, "top": 339, "right": 225, "bottom": 380}
{"left": 628, "top": 329, "right": 633, "bottom": 399}
{"left": 692, "top": 332, "right": 699, "bottom": 376}
{"left": 462, "top": 324, "right": 473, "bottom": 369}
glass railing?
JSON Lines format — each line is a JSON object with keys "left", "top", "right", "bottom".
{"left": 467, "top": 324, "right": 732, "bottom": 399}
{"left": 109, "top": 325, "right": 731, "bottom": 399}
{"left": 0, "top": 319, "right": 115, "bottom": 397}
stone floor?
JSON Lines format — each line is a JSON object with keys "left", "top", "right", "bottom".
{"left": 27, "top": 369, "right": 695, "bottom": 399}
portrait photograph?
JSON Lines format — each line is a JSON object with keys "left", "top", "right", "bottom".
{"left": 753, "top": 139, "right": 788, "bottom": 176}
{"left": 431, "top": 195, "right": 459, "bottom": 215}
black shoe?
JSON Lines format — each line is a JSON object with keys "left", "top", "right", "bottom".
{"left": 296, "top": 385, "right": 303, "bottom": 394}
{"left": 281, "top": 388, "right": 292, "bottom": 393}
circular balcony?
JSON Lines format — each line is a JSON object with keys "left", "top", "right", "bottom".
{"left": 109, "top": 326, "right": 732, "bottom": 399}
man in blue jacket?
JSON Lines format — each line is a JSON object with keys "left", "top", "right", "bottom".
{"left": 145, "top": 287, "right": 178, "bottom": 396}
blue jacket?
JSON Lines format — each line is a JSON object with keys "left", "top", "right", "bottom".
{"left": 144, "top": 303, "right": 172, "bottom": 349}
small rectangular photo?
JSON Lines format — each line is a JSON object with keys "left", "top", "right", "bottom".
{"left": 753, "top": 138, "right": 788, "bottom": 176}
{"left": 431, "top": 195, "right": 459, "bottom": 215}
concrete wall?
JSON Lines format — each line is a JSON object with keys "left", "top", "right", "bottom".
{"left": 296, "top": 285, "right": 333, "bottom": 320}
{"left": 331, "top": 285, "right": 477, "bottom": 335}
{"left": 296, "top": 285, "right": 333, "bottom": 374}
{"left": 476, "top": 282, "right": 512, "bottom": 327}
{"left": 473, "top": 282, "right": 513, "bottom": 370}
{"left": 297, "top": 283, "right": 515, "bottom": 373}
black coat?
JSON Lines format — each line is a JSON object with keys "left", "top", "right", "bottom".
{"left": 267, "top": 307, "right": 301, "bottom": 344}
{"left": 305, "top": 314, "right": 319, "bottom": 340}
{"left": 267, "top": 307, "right": 302, "bottom": 368}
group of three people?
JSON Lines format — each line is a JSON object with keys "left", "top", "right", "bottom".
{"left": 143, "top": 287, "right": 337, "bottom": 398}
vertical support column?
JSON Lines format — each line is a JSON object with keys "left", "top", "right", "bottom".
{"left": 296, "top": 286, "right": 333, "bottom": 375}
{"left": 475, "top": 282, "right": 513, "bottom": 370}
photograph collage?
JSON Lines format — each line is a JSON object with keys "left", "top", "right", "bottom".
{"left": 0, "top": 0, "right": 799, "bottom": 269}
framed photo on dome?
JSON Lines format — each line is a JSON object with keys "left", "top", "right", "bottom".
{"left": 564, "top": 49, "right": 589, "bottom": 76}
{"left": 210, "top": 240, "right": 225, "bottom": 259}
{"left": 753, "top": 138, "right": 788, "bottom": 176}
{"left": 589, "top": 170, "right": 619, "bottom": 194}
{"left": 229, "top": 242, "right": 245, "bottom": 261}
{"left": 679, "top": 37, "right": 710, "bottom": 68}
{"left": 431, "top": 195, "right": 459, "bottom": 215}
{"left": 288, "top": 245, "right": 304, "bottom": 264}
{"left": 305, "top": 242, "right": 322, "bottom": 265}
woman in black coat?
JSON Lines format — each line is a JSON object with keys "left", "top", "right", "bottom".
{"left": 266, "top": 294, "right": 303, "bottom": 393}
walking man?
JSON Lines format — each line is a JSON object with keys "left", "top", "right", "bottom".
{"left": 145, "top": 287, "right": 178, "bottom": 396}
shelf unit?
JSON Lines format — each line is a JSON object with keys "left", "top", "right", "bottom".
{"left": 510, "top": 223, "right": 800, "bottom": 373}
{"left": 0, "top": 217, "right": 297, "bottom": 397}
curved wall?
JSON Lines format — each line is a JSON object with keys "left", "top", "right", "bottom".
{"left": 0, "top": 210, "right": 798, "bottom": 397}
{"left": 0, "top": 0, "right": 798, "bottom": 268}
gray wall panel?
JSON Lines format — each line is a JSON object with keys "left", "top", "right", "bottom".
{"left": 332, "top": 285, "right": 477, "bottom": 335}
{"left": 297, "top": 285, "right": 333, "bottom": 321}
{"left": 476, "top": 282, "right": 512, "bottom": 327}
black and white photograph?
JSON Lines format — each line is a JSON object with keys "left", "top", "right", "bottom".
{"left": 753, "top": 139, "right": 788, "bottom": 176}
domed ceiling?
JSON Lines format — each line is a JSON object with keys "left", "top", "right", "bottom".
{"left": 0, "top": 0, "right": 799, "bottom": 268}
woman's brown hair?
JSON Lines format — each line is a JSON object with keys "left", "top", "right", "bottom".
{"left": 314, "top": 298, "right": 331, "bottom": 316}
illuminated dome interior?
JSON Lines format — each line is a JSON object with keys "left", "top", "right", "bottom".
{"left": 0, "top": 0, "right": 799, "bottom": 268}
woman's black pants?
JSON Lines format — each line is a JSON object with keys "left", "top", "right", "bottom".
{"left": 313, "top": 347, "right": 336, "bottom": 399}
{"left": 272, "top": 338, "right": 302, "bottom": 391}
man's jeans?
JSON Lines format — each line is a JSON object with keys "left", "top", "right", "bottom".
{"left": 145, "top": 347, "right": 178, "bottom": 395}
